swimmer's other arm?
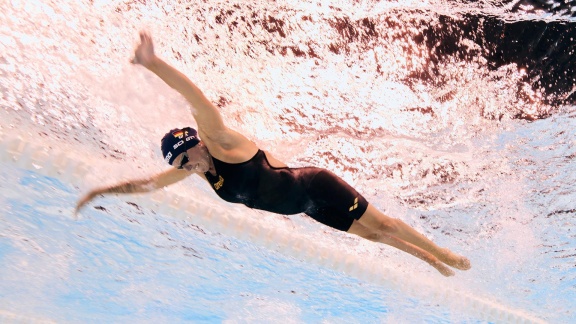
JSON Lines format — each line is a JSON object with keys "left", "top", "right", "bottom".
{"left": 75, "top": 168, "right": 191, "bottom": 214}
{"left": 131, "top": 32, "right": 228, "bottom": 143}
{"left": 144, "top": 56, "right": 226, "bottom": 135}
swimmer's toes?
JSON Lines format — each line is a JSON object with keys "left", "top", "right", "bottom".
{"left": 442, "top": 267, "right": 455, "bottom": 277}
{"left": 440, "top": 248, "right": 471, "bottom": 270}
{"left": 434, "top": 262, "right": 455, "bottom": 277}
{"left": 457, "top": 257, "right": 471, "bottom": 271}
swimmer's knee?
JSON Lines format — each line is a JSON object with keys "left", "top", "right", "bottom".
{"left": 365, "top": 231, "right": 383, "bottom": 242}
{"left": 348, "top": 221, "right": 379, "bottom": 242}
{"left": 359, "top": 205, "right": 400, "bottom": 234}
{"left": 377, "top": 217, "right": 400, "bottom": 234}
{"left": 353, "top": 229, "right": 381, "bottom": 242}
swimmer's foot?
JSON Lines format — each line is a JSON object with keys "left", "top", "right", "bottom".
{"left": 432, "top": 260, "right": 455, "bottom": 277}
{"left": 438, "top": 248, "right": 471, "bottom": 270}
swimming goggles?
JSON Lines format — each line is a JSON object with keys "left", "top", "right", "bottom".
{"left": 177, "top": 152, "right": 189, "bottom": 169}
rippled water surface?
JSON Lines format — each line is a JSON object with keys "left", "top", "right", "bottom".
{"left": 1, "top": 0, "right": 575, "bottom": 322}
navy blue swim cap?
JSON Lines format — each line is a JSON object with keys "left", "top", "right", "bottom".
{"left": 161, "top": 127, "right": 200, "bottom": 165}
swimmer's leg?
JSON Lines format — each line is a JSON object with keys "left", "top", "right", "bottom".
{"left": 347, "top": 220, "right": 454, "bottom": 277}
{"left": 355, "top": 204, "right": 471, "bottom": 271}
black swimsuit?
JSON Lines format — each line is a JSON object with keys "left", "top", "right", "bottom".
{"left": 204, "top": 150, "right": 368, "bottom": 231}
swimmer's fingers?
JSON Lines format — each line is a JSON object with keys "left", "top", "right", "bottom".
{"left": 74, "top": 196, "right": 88, "bottom": 215}
{"left": 74, "top": 192, "right": 96, "bottom": 218}
{"left": 140, "top": 31, "right": 152, "bottom": 45}
{"left": 131, "top": 30, "right": 155, "bottom": 67}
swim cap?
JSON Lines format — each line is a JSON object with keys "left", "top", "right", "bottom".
{"left": 161, "top": 127, "right": 200, "bottom": 165}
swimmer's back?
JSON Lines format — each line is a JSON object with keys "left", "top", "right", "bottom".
{"left": 205, "top": 150, "right": 311, "bottom": 214}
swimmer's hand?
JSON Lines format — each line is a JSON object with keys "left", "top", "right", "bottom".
{"left": 74, "top": 190, "right": 100, "bottom": 217}
{"left": 73, "top": 176, "right": 168, "bottom": 217}
{"left": 131, "top": 31, "right": 156, "bottom": 68}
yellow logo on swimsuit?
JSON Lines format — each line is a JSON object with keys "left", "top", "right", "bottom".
{"left": 214, "top": 175, "right": 224, "bottom": 190}
{"left": 349, "top": 197, "right": 359, "bottom": 212}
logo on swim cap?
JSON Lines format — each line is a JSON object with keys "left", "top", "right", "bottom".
{"left": 164, "top": 152, "right": 173, "bottom": 164}
{"left": 173, "top": 130, "right": 185, "bottom": 138}
{"left": 161, "top": 127, "right": 200, "bottom": 165}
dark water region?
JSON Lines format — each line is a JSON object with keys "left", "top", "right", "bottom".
{"left": 505, "top": 0, "right": 576, "bottom": 17}
{"left": 331, "top": 8, "right": 575, "bottom": 115}
{"left": 426, "top": 16, "right": 574, "bottom": 110}
{"left": 428, "top": 0, "right": 576, "bottom": 110}
{"left": 201, "top": 0, "right": 575, "bottom": 120}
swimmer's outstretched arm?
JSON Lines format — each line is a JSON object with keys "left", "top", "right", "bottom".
{"left": 131, "top": 32, "right": 228, "bottom": 142}
{"left": 75, "top": 168, "right": 192, "bottom": 214}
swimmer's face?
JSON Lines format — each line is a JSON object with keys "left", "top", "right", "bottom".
{"left": 172, "top": 141, "right": 210, "bottom": 172}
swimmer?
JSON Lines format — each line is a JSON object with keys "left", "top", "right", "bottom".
{"left": 76, "top": 31, "right": 471, "bottom": 277}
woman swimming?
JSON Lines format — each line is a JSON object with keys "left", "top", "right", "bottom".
{"left": 76, "top": 31, "right": 470, "bottom": 277}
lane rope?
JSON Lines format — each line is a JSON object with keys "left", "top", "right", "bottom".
{"left": 0, "top": 131, "right": 546, "bottom": 324}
